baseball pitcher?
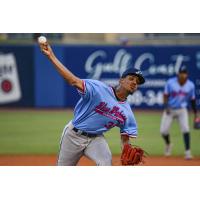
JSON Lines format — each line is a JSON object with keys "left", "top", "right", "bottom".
{"left": 160, "top": 66, "right": 198, "bottom": 159}
{"left": 39, "top": 39, "right": 146, "bottom": 166}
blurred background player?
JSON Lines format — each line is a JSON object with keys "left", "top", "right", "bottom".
{"left": 160, "top": 66, "right": 198, "bottom": 159}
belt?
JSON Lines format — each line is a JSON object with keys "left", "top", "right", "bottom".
{"left": 72, "top": 127, "right": 97, "bottom": 138}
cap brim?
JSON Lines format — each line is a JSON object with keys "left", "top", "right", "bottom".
{"left": 136, "top": 75, "right": 145, "bottom": 85}
{"left": 126, "top": 73, "right": 145, "bottom": 85}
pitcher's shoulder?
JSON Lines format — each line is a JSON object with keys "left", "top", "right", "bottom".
{"left": 83, "top": 79, "right": 110, "bottom": 91}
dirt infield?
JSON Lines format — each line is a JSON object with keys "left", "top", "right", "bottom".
{"left": 0, "top": 155, "right": 200, "bottom": 166}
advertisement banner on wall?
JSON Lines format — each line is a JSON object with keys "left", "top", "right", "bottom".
{"left": 64, "top": 45, "right": 200, "bottom": 109}
{"left": 0, "top": 45, "right": 34, "bottom": 107}
{"left": 0, "top": 53, "right": 21, "bottom": 104}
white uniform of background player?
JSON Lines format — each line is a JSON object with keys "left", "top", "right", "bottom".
{"left": 160, "top": 66, "right": 198, "bottom": 159}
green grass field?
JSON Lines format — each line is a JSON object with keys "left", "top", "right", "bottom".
{"left": 0, "top": 109, "right": 199, "bottom": 156}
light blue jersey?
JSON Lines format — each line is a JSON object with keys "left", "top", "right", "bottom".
{"left": 164, "top": 77, "right": 195, "bottom": 109}
{"left": 72, "top": 79, "right": 137, "bottom": 137}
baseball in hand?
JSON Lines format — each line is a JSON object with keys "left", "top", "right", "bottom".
{"left": 38, "top": 36, "right": 47, "bottom": 44}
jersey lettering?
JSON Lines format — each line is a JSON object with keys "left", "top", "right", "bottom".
{"left": 104, "top": 121, "right": 117, "bottom": 129}
{"left": 94, "top": 102, "right": 126, "bottom": 124}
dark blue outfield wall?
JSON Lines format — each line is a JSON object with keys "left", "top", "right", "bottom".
{"left": 0, "top": 44, "right": 200, "bottom": 109}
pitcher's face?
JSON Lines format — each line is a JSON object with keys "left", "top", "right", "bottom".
{"left": 120, "top": 75, "right": 139, "bottom": 94}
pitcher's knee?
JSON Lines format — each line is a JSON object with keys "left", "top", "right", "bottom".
{"left": 57, "top": 158, "right": 76, "bottom": 166}
{"left": 96, "top": 155, "right": 112, "bottom": 166}
{"left": 57, "top": 154, "right": 80, "bottom": 166}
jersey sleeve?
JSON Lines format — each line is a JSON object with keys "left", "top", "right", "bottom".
{"left": 120, "top": 115, "right": 138, "bottom": 138}
{"left": 77, "top": 79, "right": 97, "bottom": 99}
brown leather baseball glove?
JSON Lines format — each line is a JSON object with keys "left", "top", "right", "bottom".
{"left": 121, "top": 143, "right": 146, "bottom": 166}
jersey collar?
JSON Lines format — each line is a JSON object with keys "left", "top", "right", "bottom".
{"left": 110, "top": 87, "right": 127, "bottom": 104}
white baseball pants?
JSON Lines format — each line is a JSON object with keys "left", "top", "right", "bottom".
{"left": 160, "top": 108, "right": 190, "bottom": 135}
{"left": 57, "top": 122, "right": 112, "bottom": 166}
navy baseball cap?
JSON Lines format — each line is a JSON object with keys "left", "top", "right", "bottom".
{"left": 179, "top": 66, "right": 188, "bottom": 73}
{"left": 121, "top": 68, "right": 145, "bottom": 85}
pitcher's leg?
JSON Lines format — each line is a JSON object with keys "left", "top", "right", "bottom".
{"left": 57, "top": 127, "right": 84, "bottom": 166}
{"left": 84, "top": 135, "right": 112, "bottom": 166}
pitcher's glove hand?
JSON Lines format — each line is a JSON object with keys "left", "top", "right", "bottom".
{"left": 121, "top": 144, "right": 146, "bottom": 166}
{"left": 194, "top": 117, "right": 200, "bottom": 129}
